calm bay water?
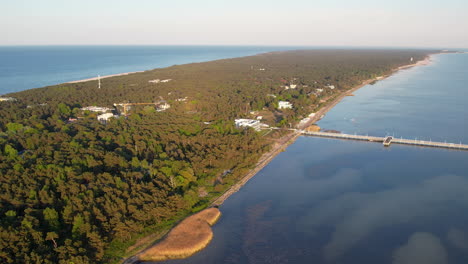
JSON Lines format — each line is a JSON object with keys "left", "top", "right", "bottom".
{"left": 318, "top": 53, "right": 468, "bottom": 143}
{"left": 159, "top": 52, "right": 468, "bottom": 264}
{"left": 0, "top": 45, "right": 294, "bottom": 94}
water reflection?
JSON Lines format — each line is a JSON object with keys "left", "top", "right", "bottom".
{"left": 447, "top": 228, "right": 468, "bottom": 252}
{"left": 302, "top": 174, "right": 468, "bottom": 261}
{"left": 392, "top": 232, "right": 448, "bottom": 264}
{"left": 159, "top": 139, "right": 468, "bottom": 264}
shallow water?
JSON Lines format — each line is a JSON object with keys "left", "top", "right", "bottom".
{"left": 155, "top": 52, "right": 468, "bottom": 264}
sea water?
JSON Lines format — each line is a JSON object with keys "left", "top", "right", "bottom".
{"left": 159, "top": 52, "right": 468, "bottom": 264}
{"left": 0, "top": 45, "right": 294, "bottom": 94}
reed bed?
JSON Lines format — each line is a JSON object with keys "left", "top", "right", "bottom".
{"left": 138, "top": 208, "right": 221, "bottom": 262}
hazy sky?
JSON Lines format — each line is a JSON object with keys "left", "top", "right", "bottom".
{"left": 1, "top": 0, "right": 467, "bottom": 47}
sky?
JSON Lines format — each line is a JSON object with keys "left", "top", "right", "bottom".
{"left": 1, "top": 0, "right": 467, "bottom": 48}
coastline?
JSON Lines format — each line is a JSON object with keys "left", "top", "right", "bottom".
{"left": 121, "top": 131, "right": 301, "bottom": 264}
{"left": 211, "top": 131, "right": 300, "bottom": 206}
{"left": 63, "top": 52, "right": 429, "bottom": 86}
{"left": 216, "top": 54, "right": 436, "bottom": 204}
{"left": 121, "top": 54, "right": 437, "bottom": 263}
{"left": 299, "top": 54, "right": 434, "bottom": 129}
{"left": 137, "top": 208, "right": 221, "bottom": 262}
{"left": 66, "top": 71, "right": 144, "bottom": 84}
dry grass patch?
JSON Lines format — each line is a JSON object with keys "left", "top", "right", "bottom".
{"left": 138, "top": 208, "right": 221, "bottom": 262}
{"left": 305, "top": 124, "right": 321, "bottom": 132}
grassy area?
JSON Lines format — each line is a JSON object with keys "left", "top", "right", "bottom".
{"left": 137, "top": 208, "right": 221, "bottom": 262}
{"left": 108, "top": 201, "right": 218, "bottom": 263}
{"left": 106, "top": 218, "right": 178, "bottom": 263}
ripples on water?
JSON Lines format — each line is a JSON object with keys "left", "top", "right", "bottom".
{"left": 157, "top": 53, "right": 468, "bottom": 264}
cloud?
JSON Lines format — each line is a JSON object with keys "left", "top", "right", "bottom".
{"left": 298, "top": 174, "right": 468, "bottom": 261}
{"left": 296, "top": 192, "right": 367, "bottom": 236}
{"left": 392, "top": 232, "right": 448, "bottom": 264}
{"left": 274, "top": 168, "right": 362, "bottom": 214}
{"left": 447, "top": 228, "right": 468, "bottom": 251}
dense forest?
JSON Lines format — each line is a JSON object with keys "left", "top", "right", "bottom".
{"left": 0, "top": 50, "right": 433, "bottom": 263}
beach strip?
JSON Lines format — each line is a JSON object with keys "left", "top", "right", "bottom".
{"left": 66, "top": 71, "right": 144, "bottom": 84}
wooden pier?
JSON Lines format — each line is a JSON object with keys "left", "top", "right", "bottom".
{"left": 301, "top": 131, "right": 468, "bottom": 151}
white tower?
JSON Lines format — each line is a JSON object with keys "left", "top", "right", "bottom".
{"left": 98, "top": 75, "right": 101, "bottom": 89}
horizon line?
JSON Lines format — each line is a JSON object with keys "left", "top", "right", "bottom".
{"left": 0, "top": 44, "right": 459, "bottom": 50}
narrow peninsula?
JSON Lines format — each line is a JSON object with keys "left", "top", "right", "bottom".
{"left": 0, "top": 49, "right": 438, "bottom": 264}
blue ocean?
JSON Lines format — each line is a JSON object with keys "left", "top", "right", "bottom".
{"left": 0, "top": 45, "right": 296, "bottom": 94}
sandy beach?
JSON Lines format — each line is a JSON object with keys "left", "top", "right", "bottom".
{"left": 66, "top": 71, "right": 144, "bottom": 84}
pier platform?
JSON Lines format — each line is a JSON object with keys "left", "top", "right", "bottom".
{"left": 301, "top": 131, "right": 468, "bottom": 151}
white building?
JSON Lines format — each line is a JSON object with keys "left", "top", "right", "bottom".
{"left": 235, "top": 119, "right": 268, "bottom": 131}
{"left": 81, "top": 106, "right": 112, "bottom": 113}
{"left": 290, "top": 84, "right": 297, "bottom": 89}
{"left": 327, "top": 85, "right": 335, "bottom": 89}
{"left": 298, "top": 117, "right": 310, "bottom": 126}
{"left": 0, "top": 97, "right": 16, "bottom": 102}
{"left": 278, "top": 101, "right": 293, "bottom": 109}
{"left": 149, "top": 79, "right": 171, "bottom": 83}
{"left": 157, "top": 102, "right": 171, "bottom": 111}
{"left": 97, "top": 113, "right": 116, "bottom": 123}
{"left": 316, "top": 89, "right": 324, "bottom": 93}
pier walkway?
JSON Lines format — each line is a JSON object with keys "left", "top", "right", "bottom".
{"left": 301, "top": 131, "right": 468, "bottom": 151}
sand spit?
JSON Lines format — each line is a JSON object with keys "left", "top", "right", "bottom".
{"left": 137, "top": 208, "right": 221, "bottom": 262}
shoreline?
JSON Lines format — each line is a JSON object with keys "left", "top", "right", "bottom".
{"left": 121, "top": 132, "right": 301, "bottom": 264}
{"left": 62, "top": 52, "right": 430, "bottom": 86}
{"left": 216, "top": 54, "right": 436, "bottom": 204}
{"left": 211, "top": 131, "right": 301, "bottom": 206}
{"left": 66, "top": 71, "right": 145, "bottom": 84}
{"left": 137, "top": 208, "right": 221, "bottom": 262}
{"left": 298, "top": 54, "right": 435, "bottom": 129}
{"left": 120, "top": 53, "right": 436, "bottom": 263}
